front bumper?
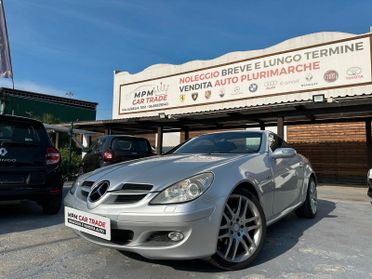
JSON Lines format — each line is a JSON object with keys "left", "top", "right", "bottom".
{"left": 64, "top": 192, "right": 224, "bottom": 260}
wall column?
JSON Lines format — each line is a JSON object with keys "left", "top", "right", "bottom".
{"left": 366, "top": 119, "right": 372, "bottom": 169}
{"left": 277, "top": 117, "right": 284, "bottom": 138}
{"left": 156, "top": 126, "right": 163, "bottom": 155}
{"left": 183, "top": 127, "right": 190, "bottom": 142}
{"left": 82, "top": 134, "right": 91, "bottom": 158}
{"left": 104, "top": 126, "right": 112, "bottom": 135}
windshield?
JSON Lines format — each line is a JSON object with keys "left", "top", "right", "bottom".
{"left": 171, "top": 132, "right": 262, "bottom": 154}
{"left": 112, "top": 137, "right": 150, "bottom": 153}
{"left": 0, "top": 121, "right": 42, "bottom": 145}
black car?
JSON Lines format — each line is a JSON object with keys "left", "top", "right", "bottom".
{"left": 0, "top": 114, "right": 63, "bottom": 214}
{"left": 81, "top": 135, "right": 155, "bottom": 173}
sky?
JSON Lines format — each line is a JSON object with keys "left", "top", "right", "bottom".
{"left": 1, "top": 0, "right": 372, "bottom": 120}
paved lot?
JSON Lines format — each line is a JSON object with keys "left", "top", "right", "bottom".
{"left": 0, "top": 185, "right": 371, "bottom": 279}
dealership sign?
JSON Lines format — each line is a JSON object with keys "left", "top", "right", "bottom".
{"left": 65, "top": 206, "right": 111, "bottom": 240}
{"left": 118, "top": 36, "right": 372, "bottom": 114}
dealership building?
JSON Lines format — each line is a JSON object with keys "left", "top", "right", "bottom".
{"left": 72, "top": 30, "right": 372, "bottom": 184}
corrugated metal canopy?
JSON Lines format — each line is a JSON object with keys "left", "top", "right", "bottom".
{"left": 67, "top": 93, "right": 372, "bottom": 135}
{"left": 0, "top": 87, "right": 97, "bottom": 109}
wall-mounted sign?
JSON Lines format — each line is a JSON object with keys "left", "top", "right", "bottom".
{"left": 118, "top": 36, "right": 372, "bottom": 115}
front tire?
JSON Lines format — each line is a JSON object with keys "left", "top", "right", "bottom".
{"left": 209, "top": 189, "right": 266, "bottom": 270}
{"left": 295, "top": 178, "right": 317, "bottom": 218}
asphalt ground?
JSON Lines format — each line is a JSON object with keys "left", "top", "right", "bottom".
{"left": 0, "top": 185, "right": 371, "bottom": 279}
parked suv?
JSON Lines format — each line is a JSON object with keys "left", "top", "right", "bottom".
{"left": 0, "top": 115, "right": 63, "bottom": 214}
{"left": 81, "top": 135, "right": 155, "bottom": 173}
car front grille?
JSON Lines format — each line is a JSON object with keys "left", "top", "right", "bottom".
{"left": 110, "top": 183, "right": 153, "bottom": 204}
{"left": 78, "top": 181, "right": 153, "bottom": 204}
{"left": 114, "top": 194, "right": 148, "bottom": 203}
{"left": 79, "top": 181, "right": 94, "bottom": 200}
{"left": 81, "top": 229, "right": 134, "bottom": 246}
{"left": 121, "top": 183, "right": 153, "bottom": 191}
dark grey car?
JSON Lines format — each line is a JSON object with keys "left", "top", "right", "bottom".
{"left": 81, "top": 135, "right": 155, "bottom": 173}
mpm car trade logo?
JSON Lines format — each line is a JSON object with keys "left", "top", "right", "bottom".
{"left": 128, "top": 82, "right": 169, "bottom": 106}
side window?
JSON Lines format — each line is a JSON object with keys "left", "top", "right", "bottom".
{"left": 112, "top": 138, "right": 150, "bottom": 153}
{"left": 132, "top": 140, "right": 150, "bottom": 153}
{"left": 112, "top": 139, "right": 133, "bottom": 151}
{"left": 92, "top": 137, "right": 106, "bottom": 152}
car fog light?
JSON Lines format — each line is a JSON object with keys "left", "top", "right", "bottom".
{"left": 168, "top": 231, "right": 184, "bottom": 242}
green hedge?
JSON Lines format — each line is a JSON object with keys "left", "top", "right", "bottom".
{"left": 59, "top": 147, "right": 82, "bottom": 180}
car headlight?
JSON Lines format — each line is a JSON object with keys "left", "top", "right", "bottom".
{"left": 150, "top": 172, "right": 214, "bottom": 205}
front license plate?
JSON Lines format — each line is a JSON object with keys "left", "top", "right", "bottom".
{"left": 64, "top": 206, "right": 111, "bottom": 240}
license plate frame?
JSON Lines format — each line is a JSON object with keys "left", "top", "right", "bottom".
{"left": 64, "top": 206, "right": 111, "bottom": 240}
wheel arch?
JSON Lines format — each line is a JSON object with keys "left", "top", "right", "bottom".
{"left": 218, "top": 179, "right": 264, "bottom": 224}
{"left": 300, "top": 169, "right": 317, "bottom": 204}
{"left": 310, "top": 172, "right": 318, "bottom": 185}
{"left": 231, "top": 180, "right": 261, "bottom": 204}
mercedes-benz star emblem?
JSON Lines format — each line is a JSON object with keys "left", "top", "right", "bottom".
{"left": 0, "top": 147, "right": 7, "bottom": 157}
{"left": 88, "top": 180, "right": 110, "bottom": 202}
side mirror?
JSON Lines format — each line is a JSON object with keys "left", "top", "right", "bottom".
{"left": 271, "top": 148, "right": 297, "bottom": 159}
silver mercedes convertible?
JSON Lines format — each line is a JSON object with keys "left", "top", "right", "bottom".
{"left": 64, "top": 130, "right": 317, "bottom": 270}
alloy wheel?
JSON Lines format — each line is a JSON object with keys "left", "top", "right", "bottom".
{"left": 309, "top": 180, "right": 317, "bottom": 214}
{"left": 217, "top": 194, "right": 263, "bottom": 263}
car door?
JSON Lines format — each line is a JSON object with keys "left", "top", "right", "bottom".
{"left": 269, "top": 133, "right": 303, "bottom": 215}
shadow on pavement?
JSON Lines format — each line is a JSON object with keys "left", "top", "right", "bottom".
{"left": 0, "top": 187, "right": 70, "bottom": 235}
{"left": 119, "top": 199, "right": 336, "bottom": 272}
{"left": 252, "top": 199, "right": 336, "bottom": 266}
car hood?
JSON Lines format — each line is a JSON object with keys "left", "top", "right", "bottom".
{"left": 83, "top": 153, "right": 248, "bottom": 191}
